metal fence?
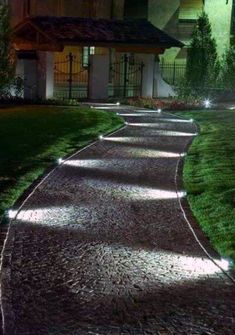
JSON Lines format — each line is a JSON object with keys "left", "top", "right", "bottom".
{"left": 160, "top": 61, "right": 186, "bottom": 86}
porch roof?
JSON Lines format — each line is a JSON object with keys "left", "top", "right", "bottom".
{"left": 13, "top": 16, "right": 183, "bottom": 53}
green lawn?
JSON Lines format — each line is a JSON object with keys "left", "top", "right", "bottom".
{"left": 175, "top": 110, "right": 235, "bottom": 261}
{"left": 0, "top": 105, "right": 123, "bottom": 220}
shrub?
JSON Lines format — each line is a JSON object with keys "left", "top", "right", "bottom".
{"left": 220, "top": 46, "right": 235, "bottom": 91}
{"left": 186, "top": 12, "right": 220, "bottom": 96}
{"left": 0, "top": 4, "right": 14, "bottom": 97}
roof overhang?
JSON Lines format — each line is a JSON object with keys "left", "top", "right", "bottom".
{"left": 13, "top": 20, "right": 63, "bottom": 51}
{"left": 13, "top": 16, "right": 184, "bottom": 54}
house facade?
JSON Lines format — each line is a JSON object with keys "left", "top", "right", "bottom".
{"left": 125, "top": 0, "right": 234, "bottom": 62}
{"left": 148, "top": 0, "right": 235, "bottom": 61}
{"left": 5, "top": 0, "right": 184, "bottom": 100}
{"left": 124, "top": 0, "right": 234, "bottom": 85}
{"left": 1, "top": 0, "right": 234, "bottom": 99}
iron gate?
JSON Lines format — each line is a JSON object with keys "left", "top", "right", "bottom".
{"left": 54, "top": 53, "right": 89, "bottom": 99}
{"left": 109, "top": 55, "right": 144, "bottom": 98}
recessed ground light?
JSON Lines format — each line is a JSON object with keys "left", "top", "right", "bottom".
{"left": 116, "top": 102, "right": 120, "bottom": 106}
{"left": 99, "top": 135, "right": 104, "bottom": 140}
{"left": 219, "top": 258, "right": 231, "bottom": 271}
{"left": 57, "top": 158, "right": 64, "bottom": 165}
{"left": 157, "top": 108, "right": 162, "bottom": 113}
{"left": 204, "top": 99, "right": 211, "bottom": 108}
{"left": 7, "top": 209, "right": 17, "bottom": 220}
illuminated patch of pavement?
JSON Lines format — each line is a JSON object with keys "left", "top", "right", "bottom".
{"left": 1, "top": 107, "right": 234, "bottom": 335}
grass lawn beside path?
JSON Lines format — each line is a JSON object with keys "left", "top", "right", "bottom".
{"left": 0, "top": 105, "right": 123, "bottom": 220}
{"left": 175, "top": 110, "right": 235, "bottom": 262}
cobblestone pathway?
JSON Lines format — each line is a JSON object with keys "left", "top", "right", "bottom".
{"left": 0, "top": 106, "right": 234, "bottom": 335}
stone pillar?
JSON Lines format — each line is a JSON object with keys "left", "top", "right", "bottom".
{"left": 140, "top": 54, "right": 155, "bottom": 98}
{"left": 89, "top": 54, "right": 109, "bottom": 100}
{"left": 154, "top": 61, "right": 176, "bottom": 98}
{"left": 37, "top": 52, "right": 54, "bottom": 99}
{"left": 23, "top": 59, "right": 38, "bottom": 100}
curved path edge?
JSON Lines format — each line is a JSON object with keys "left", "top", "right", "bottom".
{"left": 0, "top": 106, "right": 234, "bottom": 335}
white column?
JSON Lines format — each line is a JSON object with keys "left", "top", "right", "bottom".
{"left": 140, "top": 54, "right": 155, "bottom": 98}
{"left": 89, "top": 54, "right": 109, "bottom": 100}
{"left": 23, "top": 59, "right": 38, "bottom": 100}
{"left": 154, "top": 61, "right": 176, "bottom": 98}
{"left": 37, "top": 52, "right": 54, "bottom": 99}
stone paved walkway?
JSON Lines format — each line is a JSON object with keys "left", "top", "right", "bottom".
{"left": 0, "top": 106, "right": 234, "bottom": 335}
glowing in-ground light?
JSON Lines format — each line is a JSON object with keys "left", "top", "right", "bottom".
{"left": 204, "top": 99, "right": 211, "bottom": 108}
{"left": 219, "top": 258, "right": 231, "bottom": 271}
{"left": 7, "top": 209, "right": 17, "bottom": 219}
{"left": 57, "top": 158, "right": 64, "bottom": 165}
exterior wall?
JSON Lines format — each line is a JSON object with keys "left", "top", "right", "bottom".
{"left": 124, "top": 0, "right": 148, "bottom": 19}
{"left": 148, "top": 0, "right": 181, "bottom": 63}
{"left": 9, "top": 0, "right": 125, "bottom": 26}
{"left": 148, "top": 0, "right": 233, "bottom": 62}
{"left": 204, "top": 0, "right": 232, "bottom": 57}
{"left": 112, "top": 0, "right": 125, "bottom": 19}
{"left": 148, "top": 0, "right": 180, "bottom": 31}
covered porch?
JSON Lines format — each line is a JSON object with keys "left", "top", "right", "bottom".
{"left": 13, "top": 16, "right": 183, "bottom": 100}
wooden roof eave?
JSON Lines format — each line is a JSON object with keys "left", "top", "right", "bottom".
{"left": 13, "top": 19, "right": 63, "bottom": 52}
{"left": 12, "top": 18, "right": 183, "bottom": 54}
{"left": 13, "top": 38, "right": 63, "bottom": 52}
{"left": 57, "top": 41, "right": 182, "bottom": 54}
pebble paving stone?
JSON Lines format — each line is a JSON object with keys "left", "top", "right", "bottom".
{"left": 0, "top": 106, "right": 235, "bottom": 335}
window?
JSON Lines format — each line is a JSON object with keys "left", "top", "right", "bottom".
{"left": 82, "top": 46, "right": 95, "bottom": 67}
{"left": 179, "top": 0, "right": 203, "bottom": 22}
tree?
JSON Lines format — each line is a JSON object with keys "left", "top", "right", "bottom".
{"left": 220, "top": 46, "right": 235, "bottom": 90}
{"left": 186, "top": 11, "right": 218, "bottom": 94}
{"left": 0, "top": 3, "right": 14, "bottom": 96}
